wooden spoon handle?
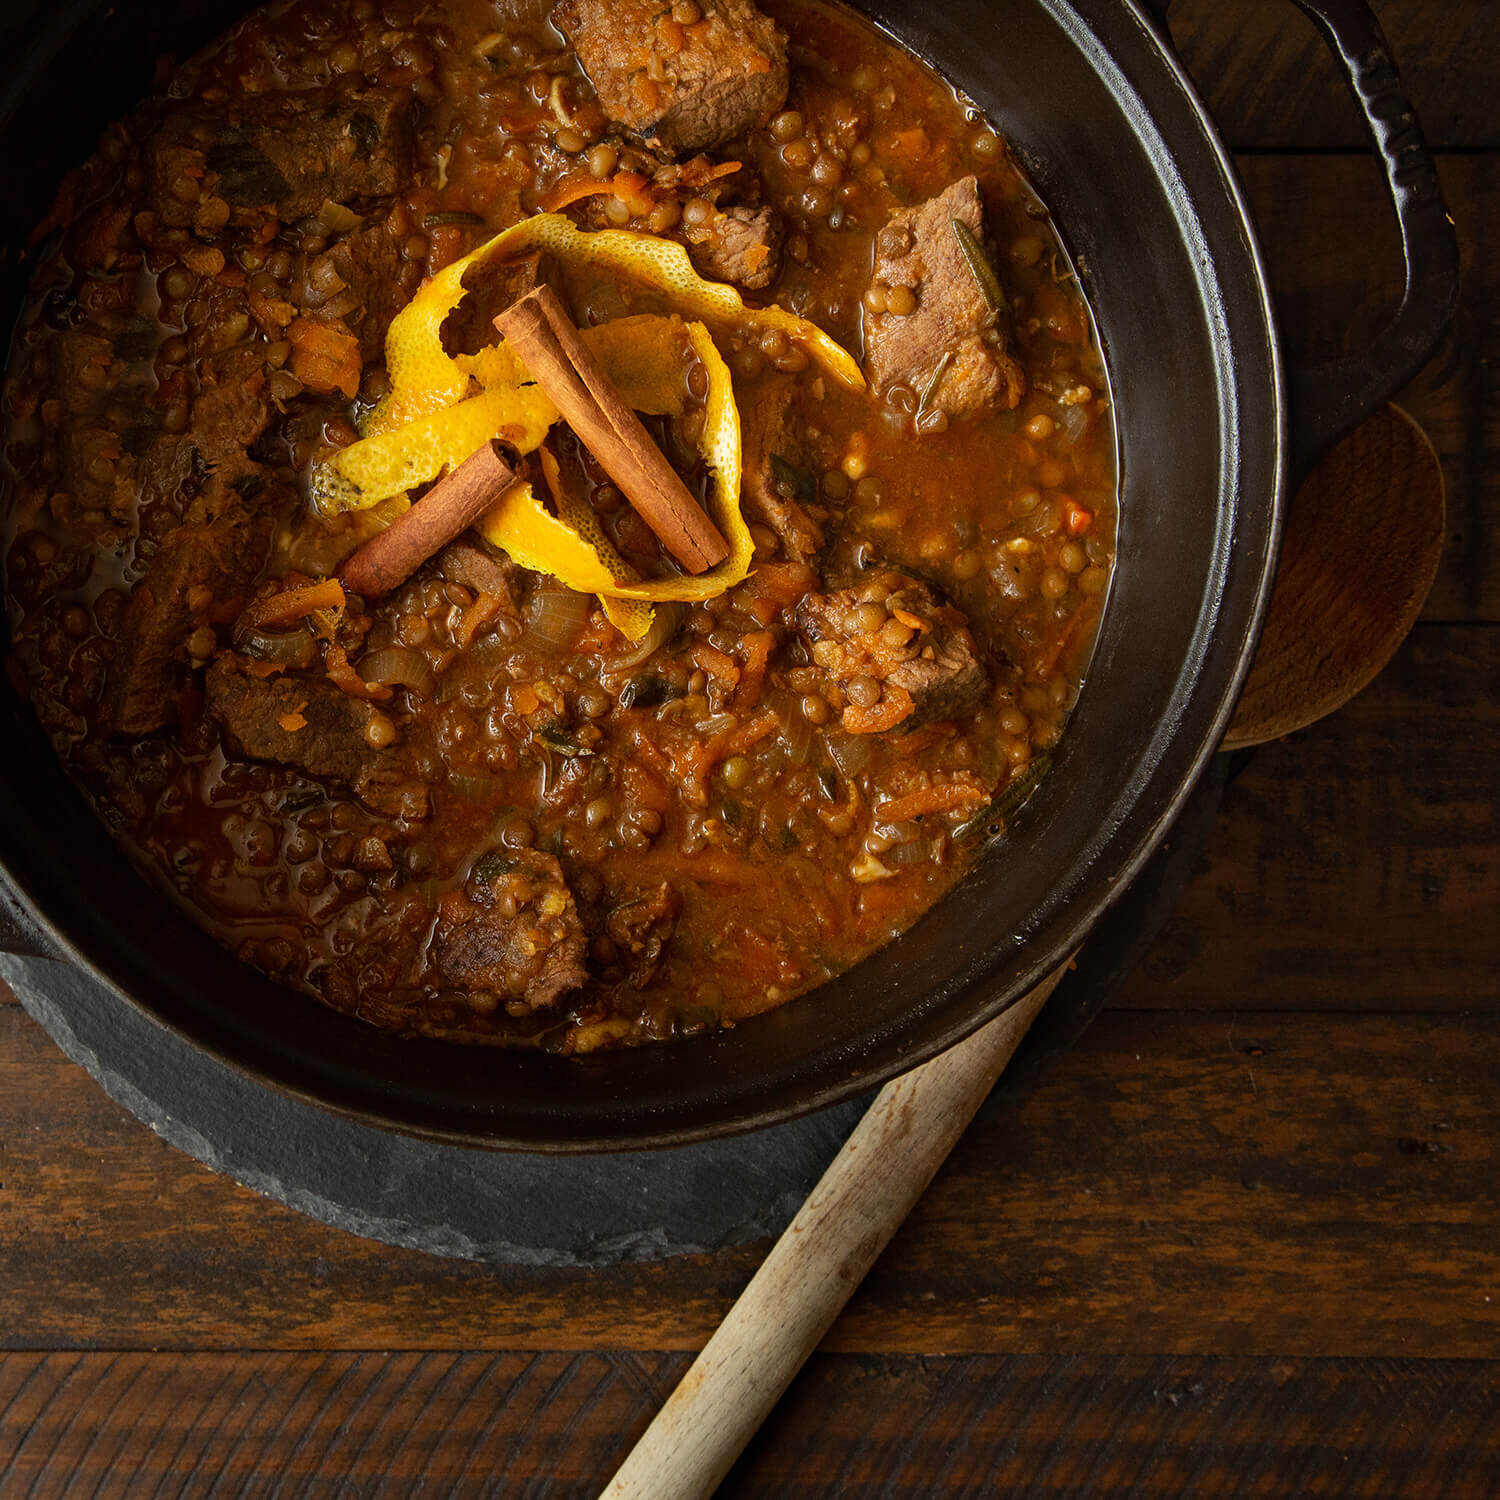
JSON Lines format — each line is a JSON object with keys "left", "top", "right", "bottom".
{"left": 599, "top": 965, "right": 1066, "bottom": 1500}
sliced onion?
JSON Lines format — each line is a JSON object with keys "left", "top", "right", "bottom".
{"left": 357, "top": 645, "right": 435, "bottom": 699}
{"left": 524, "top": 584, "right": 590, "bottom": 651}
{"left": 315, "top": 199, "right": 363, "bottom": 234}
{"left": 609, "top": 601, "right": 683, "bottom": 673}
{"left": 826, "top": 730, "right": 872, "bottom": 779}
{"left": 319, "top": 288, "right": 362, "bottom": 321}
{"left": 1058, "top": 402, "right": 1089, "bottom": 445}
{"left": 777, "top": 702, "right": 816, "bottom": 765}
{"left": 886, "top": 838, "right": 932, "bottom": 867}
{"left": 695, "top": 712, "right": 738, "bottom": 736}
{"left": 239, "top": 627, "right": 317, "bottom": 669}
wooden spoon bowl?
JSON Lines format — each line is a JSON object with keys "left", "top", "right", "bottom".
{"left": 1224, "top": 404, "right": 1446, "bottom": 749}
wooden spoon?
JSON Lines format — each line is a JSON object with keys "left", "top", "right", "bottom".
{"left": 600, "top": 965, "right": 1068, "bottom": 1500}
{"left": 1223, "top": 405, "right": 1446, "bottom": 748}
{"left": 599, "top": 403, "right": 1446, "bottom": 1498}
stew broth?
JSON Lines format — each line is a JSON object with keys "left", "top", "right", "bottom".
{"left": 2, "top": 0, "right": 1114, "bottom": 1050}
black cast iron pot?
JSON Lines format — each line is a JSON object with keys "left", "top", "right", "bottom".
{"left": 0, "top": 0, "right": 1458, "bottom": 1149}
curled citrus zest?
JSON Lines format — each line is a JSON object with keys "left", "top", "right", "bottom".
{"left": 312, "top": 214, "right": 854, "bottom": 639}
{"left": 367, "top": 212, "right": 861, "bottom": 436}
{"left": 317, "top": 315, "right": 698, "bottom": 513}
{"left": 314, "top": 385, "right": 558, "bottom": 513}
{"left": 477, "top": 321, "right": 750, "bottom": 639}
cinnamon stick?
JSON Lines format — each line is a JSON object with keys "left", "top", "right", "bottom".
{"left": 338, "top": 439, "right": 520, "bottom": 600}
{"left": 493, "top": 284, "right": 730, "bottom": 574}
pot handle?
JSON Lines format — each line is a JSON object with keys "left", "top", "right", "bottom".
{"left": 1283, "top": 0, "right": 1458, "bottom": 475}
{"left": 1144, "top": 0, "right": 1459, "bottom": 479}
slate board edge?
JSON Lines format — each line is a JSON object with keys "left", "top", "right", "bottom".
{"left": 5, "top": 758, "right": 1229, "bottom": 1268}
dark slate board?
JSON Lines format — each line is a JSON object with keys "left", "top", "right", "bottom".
{"left": 5, "top": 758, "right": 1230, "bottom": 1267}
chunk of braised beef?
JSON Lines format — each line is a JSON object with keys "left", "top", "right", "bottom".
{"left": 326, "top": 223, "right": 410, "bottom": 363}
{"left": 552, "top": 0, "right": 788, "bottom": 154}
{"left": 605, "top": 883, "right": 682, "bottom": 988}
{"left": 432, "top": 539, "right": 528, "bottom": 614}
{"left": 56, "top": 330, "right": 115, "bottom": 417}
{"left": 439, "top": 251, "right": 557, "bottom": 358}
{"left": 192, "top": 367, "right": 271, "bottom": 465}
{"left": 145, "top": 86, "right": 415, "bottom": 230}
{"left": 205, "top": 652, "right": 385, "bottom": 780}
{"left": 795, "top": 570, "right": 990, "bottom": 731}
{"left": 683, "top": 204, "right": 784, "bottom": 291}
{"left": 863, "top": 176, "right": 1024, "bottom": 423}
{"left": 103, "top": 510, "right": 272, "bottom": 735}
{"left": 431, "top": 849, "right": 588, "bottom": 1011}
{"left": 740, "top": 384, "right": 824, "bottom": 563}
{"left": 584, "top": 158, "right": 785, "bottom": 291}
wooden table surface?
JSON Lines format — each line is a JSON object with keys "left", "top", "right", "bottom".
{"left": 4, "top": 2, "right": 1498, "bottom": 1494}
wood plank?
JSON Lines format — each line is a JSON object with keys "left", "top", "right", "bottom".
{"left": 1230, "top": 153, "right": 1496, "bottom": 623}
{"left": 1114, "top": 623, "right": 1499, "bottom": 1012}
{"left": 2, "top": 1007, "right": 1497, "bottom": 1357}
{"left": 1169, "top": 0, "right": 1499, "bottom": 151}
{"left": 3, "top": 1351, "right": 1500, "bottom": 1499}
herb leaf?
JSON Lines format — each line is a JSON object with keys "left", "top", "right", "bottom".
{"left": 206, "top": 131, "right": 290, "bottom": 206}
{"left": 536, "top": 725, "right": 592, "bottom": 757}
{"left": 951, "top": 218, "right": 1007, "bottom": 316}
{"left": 954, "top": 755, "right": 1052, "bottom": 843}
{"left": 770, "top": 453, "right": 816, "bottom": 504}
{"left": 346, "top": 112, "right": 380, "bottom": 163}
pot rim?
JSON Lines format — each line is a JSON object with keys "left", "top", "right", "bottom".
{"left": 0, "top": 0, "right": 1290, "bottom": 1153}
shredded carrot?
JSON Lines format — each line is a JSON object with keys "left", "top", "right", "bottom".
{"left": 248, "top": 285, "right": 296, "bottom": 330}
{"left": 278, "top": 702, "right": 309, "bottom": 733}
{"left": 733, "top": 630, "right": 774, "bottom": 710}
{"left": 721, "top": 709, "right": 780, "bottom": 760}
{"left": 622, "top": 760, "right": 672, "bottom": 816}
{"left": 628, "top": 725, "right": 674, "bottom": 781}
{"left": 844, "top": 684, "right": 914, "bottom": 735}
{"left": 1062, "top": 498, "right": 1094, "bottom": 535}
{"left": 240, "top": 577, "right": 346, "bottom": 633}
{"left": 893, "top": 721, "right": 955, "bottom": 756}
{"left": 744, "top": 243, "right": 770, "bottom": 273}
{"left": 1035, "top": 598, "right": 1098, "bottom": 679}
{"left": 510, "top": 682, "right": 541, "bottom": 715}
{"left": 455, "top": 592, "right": 503, "bottom": 649}
{"left": 288, "top": 317, "right": 362, "bottom": 399}
{"left": 876, "top": 776, "right": 989, "bottom": 824}
{"left": 891, "top": 127, "right": 931, "bottom": 159}
{"left": 242, "top": 658, "right": 287, "bottom": 679}
{"left": 324, "top": 640, "right": 392, "bottom": 701}
{"left": 890, "top": 607, "right": 930, "bottom": 633}
{"left": 689, "top": 641, "right": 740, "bottom": 687}
{"left": 681, "top": 708, "right": 779, "bottom": 794}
